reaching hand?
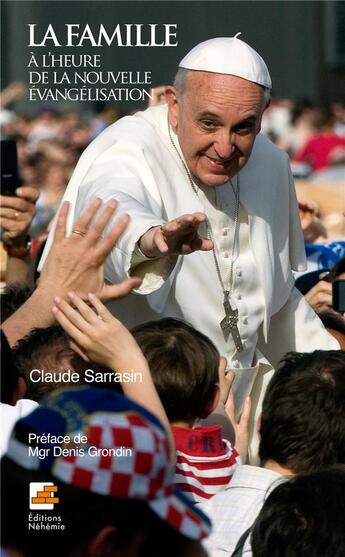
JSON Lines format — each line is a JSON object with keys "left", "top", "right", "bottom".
{"left": 305, "top": 280, "right": 332, "bottom": 312}
{"left": 139, "top": 212, "right": 213, "bottom": 258}
{"left": 0, "top": 186, "right": 39, "bottom": 245}
{"left": 298, "top": 199, "right": 327, "bottom": 244}
{"left": 222, "top": 372, "right": 251, "bottom": 463}
{"left": 40, "top": 198, "right": 141, "bottom": 302}
{"left": 53, "top": 292, "right": 145, "bottom": 371}
{"left": 148, "top": 85, "right": 167, "bottom": 107}
{"left": 53, "top": 291, "right": 176, "bottom": 459}
{"left": 2, "top": 199, "right": 141, "bottom": 348}
{"left": 218, "top": 357, "right": 233, "bottom": 405}
{"left": 0, "top": 81, "right": 26, "bottom": 108}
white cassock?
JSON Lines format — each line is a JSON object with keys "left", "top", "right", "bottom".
{"left": 40, "top": 104, "right": 339, "bottom": 463}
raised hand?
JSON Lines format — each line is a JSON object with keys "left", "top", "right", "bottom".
{"left": 298, "top": 199, "right": 327, "bottom": 244}
{"left": 53, "top": 291, "right": 175, "bottom": 458}
{"left": 0, "top": 186, "right": 39, "bottom": 245}
{"left": 138, "top": 212, "right": 213, "bottom": 258}
{"left": 53, "top": 291, "right": 145, "bottom": 371}
{"left": 40, "top": 198, "right": 141, "bottom": 302}
{"left": 305, "top": 280, "right": 332, "bottom": 312}
{"left": 2, "top": 198, "right": 141, "bottom": 346}
{"left": 148, "top": 85, "right": 167, "bottom": 107}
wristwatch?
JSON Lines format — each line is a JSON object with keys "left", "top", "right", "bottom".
{"left": 2, "top": 235, "right": 32, "bottom": 259}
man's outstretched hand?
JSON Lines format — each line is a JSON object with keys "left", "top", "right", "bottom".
{"left": 40, "top": 198, "right": 141, "bottom": 302}
{"left": 3, "top": 198, "right": 141, "bottom": 346}
{"left": 138, "top": 212, "right": 213, "bottom": 258}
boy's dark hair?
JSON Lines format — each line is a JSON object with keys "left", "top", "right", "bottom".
{"left": 1, "top": 283, "right": 35, "bottom": 321}
{"left": 13, "top": 326, "right": 88, "bottom": 401}
{"left": 131, "top": 318, "right": 219, "bottom": 423}
{"left": 251, "top": 467, "right": 345, "bottom": 557}
{"left": 13, "top": 326, "right": 122, "bottom": 401}
{"left": 1, "top": 459, "right": 201, "bottom": 557}
{"left": 259, "top": 350, "right": 345, "bottom": 473}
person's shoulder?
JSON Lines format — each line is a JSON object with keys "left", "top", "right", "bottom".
{"left": 94, "top": 105, "right": 168, "bottom": 157}
{"left": 75, "top": 106, "right": 168, "bottom": 177}
{"left": 252, "top": 133, "right": 289, "bottom": 162}
{"left": 241, "top": 133, "right": 290, "bottom": 183}
{"left": 109, "top": 104, "right": 167, "bottom": 139}
{"left": 136, "top": 104, "right": 168, "bottom": 127}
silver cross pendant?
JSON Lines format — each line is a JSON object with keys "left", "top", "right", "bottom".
{"left": 220, "top": 293, "right": 243, "bottom": 352}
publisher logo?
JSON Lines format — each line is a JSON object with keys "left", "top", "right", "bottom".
{"left": 30, "top": 482, "right": 59, "bottom": 510}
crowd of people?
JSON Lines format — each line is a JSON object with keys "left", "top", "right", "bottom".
{"left": 1, "top": 35, "right": 345, "bottom": 557}
{"left": 1, "top": 81, "right": 119, "bottom": 245}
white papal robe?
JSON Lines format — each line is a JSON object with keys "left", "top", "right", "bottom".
{"left": 40, "top": 104, "right": 339, "bottom": 462}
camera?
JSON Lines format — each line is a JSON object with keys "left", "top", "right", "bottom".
{"left": 333, "top": 280, "right": 345, "bottom": 313}
{"left": 1, "top": 139, "right": 21, "bottom": 196}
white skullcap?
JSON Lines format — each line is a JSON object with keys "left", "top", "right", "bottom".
{"left": 178, "top": 34, "right": 272, "bottom": 89}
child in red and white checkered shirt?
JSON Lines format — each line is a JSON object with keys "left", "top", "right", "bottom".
{"left": 132, "top": 318, "right": 251, "bottom": 503}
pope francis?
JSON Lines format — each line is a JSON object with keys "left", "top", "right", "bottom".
{"left": 40, "top": 36, "right": 338, "bottom": 461}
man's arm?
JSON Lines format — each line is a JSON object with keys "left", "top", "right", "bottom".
{"left": 125, "top": 212, "right": 214, "bottom": 294}
{"left": 257, "top": 286, "right": 340, "bottom": 370}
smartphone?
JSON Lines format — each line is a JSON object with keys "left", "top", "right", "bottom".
{"left": 333, "top": 280, "right": 345, "bottom": 313}
{"left": 1, "top": 139, "right": 20, "bottom": 196}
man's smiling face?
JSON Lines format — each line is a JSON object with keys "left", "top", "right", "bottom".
{"left": 167, "top": 71, "right": 268, "bottom": 187}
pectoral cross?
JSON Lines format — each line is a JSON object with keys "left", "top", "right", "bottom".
{"left": 220, "top": 293, "right": 243, "bottom": 352}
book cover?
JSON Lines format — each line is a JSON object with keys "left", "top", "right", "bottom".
{"left": 1, "top": 2, "right": 344, "bottom": 555}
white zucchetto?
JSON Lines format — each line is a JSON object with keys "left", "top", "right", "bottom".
{"left": 179, "top": 34, "right": 272, "bottom": 89}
